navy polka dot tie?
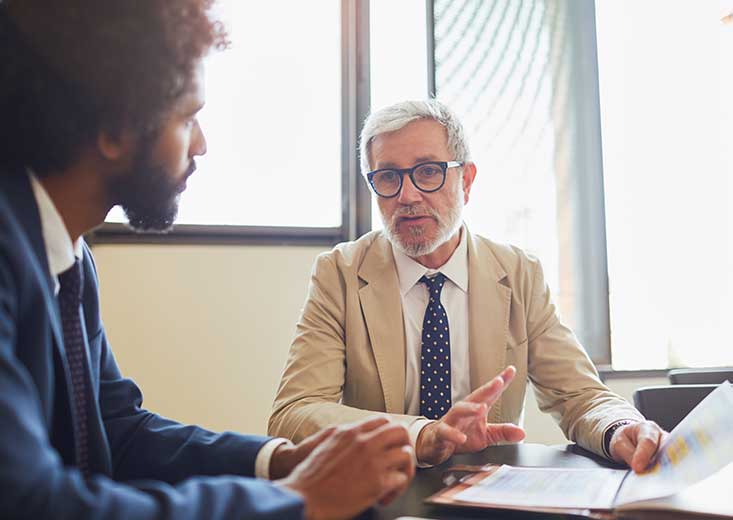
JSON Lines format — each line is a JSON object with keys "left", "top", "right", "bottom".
{"left": 58, "top": 259, "right": 91, "bottom": 478}
{"left": 419, "top": 273, "right": 451, "bottom": 420}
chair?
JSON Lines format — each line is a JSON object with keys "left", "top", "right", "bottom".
{"left": 668, "top": 368, "right": 733, "bottom": 385}
{"left": 632, "top": 384, "right": 718, "bottom": 432}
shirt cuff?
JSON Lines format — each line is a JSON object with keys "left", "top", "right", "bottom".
{"left": 602, "top": 419, "right": 637, "bottom": 459}
{"left": 255, "top": 438, "right": 293, "bottom": 479}
{"left": 409, "top": 418, "right": 436, "bottom": 468}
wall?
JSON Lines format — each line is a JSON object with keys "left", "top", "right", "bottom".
{"left": 94, "top": 244, "right": 666, "bottom": 445}
{"left": 93, "top": 243, "right": 325, "bottom": 435}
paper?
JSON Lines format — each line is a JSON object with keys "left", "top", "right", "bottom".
{"left": 616, "top": 381, "right": 733, "bottom": 505}
{"left": 453, "top": 465, "right": 627, "bottom": 509}
{"left": 617, "top": 462, "right": 733, "bottom": 516}
{"left": 451, "top": 382, "right": 733, "bottom": 512}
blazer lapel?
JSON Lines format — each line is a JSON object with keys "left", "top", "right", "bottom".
{"left": 1, "top": 172, "right": 70, "bottom": 414}
{"left": 1, "top": 172, "right": 66, "bottom": 351}
{"left": 467, "top": 231, "right": 511, "bottom": 423}
{"left": 358, "top": 235, "right": 406, "bottom": 414}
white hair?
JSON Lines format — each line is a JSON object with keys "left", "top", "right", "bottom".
{"left": 359, "top": 99, "right": 472, "bottom": 175}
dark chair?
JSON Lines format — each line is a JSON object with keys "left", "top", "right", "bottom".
{"left": 668, "top": 368, "right": 733, "bottom": 385}
{"left": 632, "top": 384, "right": 718, "bottom": 432}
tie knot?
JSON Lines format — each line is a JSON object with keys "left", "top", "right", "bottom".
{"left": 420, "top": 273, "right": 447, "bottom": 294}
{"left": 58, "top": 259, "right": 84, "bottom": 304}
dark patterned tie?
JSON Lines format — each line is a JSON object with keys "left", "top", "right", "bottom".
{"left": 58, "top": 259, "right": 91, "bottom": 478}
{"left": 419, "top": 273, "right": 451, "bottom": 420}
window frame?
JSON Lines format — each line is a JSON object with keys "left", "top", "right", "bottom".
{"left": 91, "top": 1, "right": 618, "bottom": 367}
{"left": 90, "top": 0, "right": 372, "bottom": 247}
{"left": 426, "top": 0, "right": 612, "bottom": 366}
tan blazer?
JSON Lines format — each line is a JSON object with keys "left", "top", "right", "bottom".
{"left": 269, "top": 229, "right": 643, "bottom": 457}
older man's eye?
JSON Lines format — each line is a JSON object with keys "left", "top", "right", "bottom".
{"left": 416, "top": 164, "right": 442, "bottom": 178}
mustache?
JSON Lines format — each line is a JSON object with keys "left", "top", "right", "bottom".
{"left": 393, "top": 204, "right": 440, "bottom": 220}
{"left": 185, "top": 160, "right": 197, "bottom": 178}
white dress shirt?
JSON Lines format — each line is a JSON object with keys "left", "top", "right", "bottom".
{"left": 392, "top": 227, "right": 471, "bottom": 455}
{"left": 27, "top": 171, "right": 288, "bottom": 479}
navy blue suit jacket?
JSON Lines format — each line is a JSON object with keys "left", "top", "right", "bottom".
{"left": 0, "top": 170, "right": 304, "bottom": 519}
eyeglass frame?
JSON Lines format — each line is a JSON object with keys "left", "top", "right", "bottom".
{"left": 365, "top": 160, "right": 464, "bottom": 198}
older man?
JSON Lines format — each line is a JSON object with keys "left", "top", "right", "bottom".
{"left": 269, "top": 100, "right": 666, "bottom": 470}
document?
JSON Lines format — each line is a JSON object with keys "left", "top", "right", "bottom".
{"left": 454, "top": 465, "right": 625, "bottom": 509}
{"left": 616, "top": 379, "right": 733, "bottom": 506}
{"left": 430, "top": 382, "right": 733, "bottom": 517}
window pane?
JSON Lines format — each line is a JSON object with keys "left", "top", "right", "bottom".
{"left": 107, "top": 0, "right": 342, "bottom": 227}
{"left": 432, "top": 1, "right": 604, "bottom": 354}
{"left": 596, "top": 1, "right": 733, "bottom": 368}
{"left": 369, "top": 0, "right": 428, "bottom": 229}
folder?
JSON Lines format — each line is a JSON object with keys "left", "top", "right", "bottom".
{"left": 426, "top": 382, "right": 733, "bottom": 519}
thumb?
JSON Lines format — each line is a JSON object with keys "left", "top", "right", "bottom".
{"left": 485, "top": 423, "right": 526, "bottom": 445}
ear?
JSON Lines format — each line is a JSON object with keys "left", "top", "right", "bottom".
{"left": 97, "top": 129, "right": 137, "bottom": 162}
{"left": 461, "top": 162, "right": 477, "bottom": 204}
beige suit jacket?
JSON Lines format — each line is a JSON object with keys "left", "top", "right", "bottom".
{"left": 269, "top": 229, "right": 643, "bottom": 457}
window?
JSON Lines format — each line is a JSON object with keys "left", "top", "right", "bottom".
{"left": 430, "top": 0, "right": 611, "bottom": 363}
{"left": 101, "top": 0, "right": 356, "bottom": 244}
{"left": 596, "top": 1, "right": 733, "bottom": 369}
{"left": 369, "top": 0, "right": 429, "bottom": 229}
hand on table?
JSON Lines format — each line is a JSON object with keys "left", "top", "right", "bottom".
{"left": 277, "top": 416, "right": 415, "bottom": 520}
{"left": 609, "top": 420, "right": 669, "bottom": 473}
{"left": 269, "top": 426, "right": 338, "bottom": 480}
{"left": 415, "top": 365, "right": 526, "bottom": 466}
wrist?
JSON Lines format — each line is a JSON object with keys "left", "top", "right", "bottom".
{"left": 415, "top": 422, "right": 434, "bottom": 463}
{"left": 269, "top": 443, "right": 296, "bottom": 480}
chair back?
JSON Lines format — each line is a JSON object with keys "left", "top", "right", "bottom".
{"left": 668, "top": 368, "right": 733, "bottom": 385}
{"left": 632, "top": 384, "right": 718, "bottom": 432}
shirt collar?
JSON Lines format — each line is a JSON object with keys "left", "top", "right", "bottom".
{"left": 28, "top": 171, "right": 84, "bottom": 294}
{"left": 392, "top": 225, "right": 468, "bottom": 296}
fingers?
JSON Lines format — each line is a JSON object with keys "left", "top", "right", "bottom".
{"left": 464, "top": 366, "right": 516, "bottom": 407}
{"left": 610, "top": 430, "right": 636, "bottom": 466}
{"left": 630, "top": 422, "right": 663, "bottom": 473}
{"left": 298, "top": 425, "right": 337, "bottom": 451}
{"left": 318, "top": 417, "right": 392, "bottom": 464}
{"left": 362, "top": 422, "right": 411, "bottom": 451}
{"left": 485, "top": 423, "right": 526, "bottom": 445}
{"left": 381, "top": 445, "right": 415, "bottom": 474}
{"left": 377, "top": 446, "right": 414, "bottom": 505}
{"left": 443, "top": 400, "right": 485, "bottom": 420}
{"left": 378, "top": 470, "right": 409, "bottom": 502}
{"left": 351, "top": 415, "right": 391, "bottom": 433}
{"left": 434, "top": 421, "right": 468, "bottom": 445}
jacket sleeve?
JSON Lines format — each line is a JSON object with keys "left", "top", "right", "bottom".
{"left": 0, "top": 254, "right": 304, "bottom": 519}
{"left": 268, "top": 252, "right": 420, "bottom": 442}
{"left": 523, "top": 255, "right": 644, "bottom": 458}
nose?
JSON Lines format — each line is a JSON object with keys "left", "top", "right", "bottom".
{"left": 396, "top": 173, "right": 422, "bottom": 204}
{"left": 191, "top": 119, "right": 207, "bottom": 157}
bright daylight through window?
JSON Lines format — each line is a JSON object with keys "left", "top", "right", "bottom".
{"left": 596, "top": 0, "right": 733, "bottom": 369}
{"left": 106, "top": 0, "right": 342, "bottom": 228}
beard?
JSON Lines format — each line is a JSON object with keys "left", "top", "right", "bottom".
{"left": 108, "top": 137, "right": 194, "bottom": 233}
{"left": 382, "top": 179, "right": 464, "bottom": 258}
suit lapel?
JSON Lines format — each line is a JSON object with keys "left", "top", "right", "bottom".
{"left": 467, "top": 232, "right": 511, "bottom": 423}
{"left": 1, "top": 172, "right": 66, "bottom": 352}
{"left": 358, "top": 235, "right": 406, "bottom": 414}
{"left": 1, "top": 171, "right": 71, "bottom": 417}
{"left": 2, "top": 170, "right": 113, "bottom": 475}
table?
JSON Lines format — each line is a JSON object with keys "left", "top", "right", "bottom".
{"left": 360, "top": 443, "right": 732, "bottom": 520}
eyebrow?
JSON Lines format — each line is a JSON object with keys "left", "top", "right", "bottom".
{"left": 377, "top": 155, "right": 441, "bottom": 169}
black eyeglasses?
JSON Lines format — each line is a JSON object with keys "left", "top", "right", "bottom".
{"left": 365, "top": 161, "right": 464, "bottom": 198}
